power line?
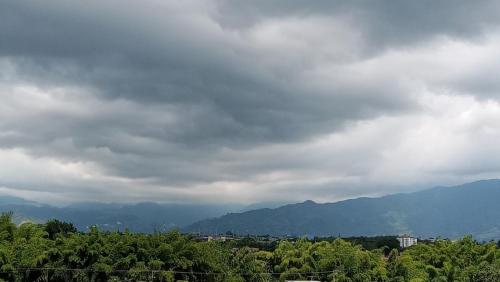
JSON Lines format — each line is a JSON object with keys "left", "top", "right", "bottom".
{"left": 0, "top": 267, "right": 339, "bottom": 276}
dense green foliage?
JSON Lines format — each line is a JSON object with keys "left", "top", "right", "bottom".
{"left": 1, "top": 213, "right": 500, "bottom": 281}
{"left": 316, "top": 236, "right": 401, "bottom": 256}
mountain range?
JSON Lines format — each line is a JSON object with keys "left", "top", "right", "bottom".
{"left": 2, "top": 180, "right": 500, "bottom": 240}
{"left": 186, "top": 180, "right": 500, "bottom": 241}
{"left": 0, "top": 198, "right": 242, "bottom": 232}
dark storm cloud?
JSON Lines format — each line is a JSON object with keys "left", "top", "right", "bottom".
{"left": 2, "top": 0, "right": 500, "bottom": 203}
{"left": 0, "top": 0, "right": 412, "bottom": 147}
{"left": 215, "top": 0, "right": 500, "bottom": 47}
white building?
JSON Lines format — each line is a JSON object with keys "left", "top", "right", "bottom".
{"left": 397, "top": 234, "right": 417, "bottom": 248}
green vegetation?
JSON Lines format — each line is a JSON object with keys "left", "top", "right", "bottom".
{"left": 1, "top": 213, "right": 500, "bottom": 281}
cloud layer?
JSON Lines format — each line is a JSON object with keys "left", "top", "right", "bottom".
{"left": 2, "top": 0, "right": 500, "bottom": 204}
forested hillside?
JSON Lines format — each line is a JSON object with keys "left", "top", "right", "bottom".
{"left": 1, "top": 212, "right": 500, "bottom": 281}
{"left": 187, "top": 180, "right": 500, "bottom": 240}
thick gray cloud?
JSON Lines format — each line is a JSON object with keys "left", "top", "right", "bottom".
{"left": 2, "top": 0, "right": 500, "bottom": 204}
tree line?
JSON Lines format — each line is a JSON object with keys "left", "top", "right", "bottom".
{"left": 1, "top": 212, "right": 500, "bottom": 281}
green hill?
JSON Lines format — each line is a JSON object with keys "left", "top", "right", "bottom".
{"left": 186, "top": 180, "right": 500, "bottom": 240}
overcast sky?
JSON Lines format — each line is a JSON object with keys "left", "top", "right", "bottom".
{"left": 2, "top": 0, "right": 500, "bottom": 205}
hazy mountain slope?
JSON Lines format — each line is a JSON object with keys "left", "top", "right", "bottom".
{"left": 0, "top": 200, "right": 242, "bottom": 232}
{"left": 239, "top": 201, "right": 292, "bottom": 212}
{"left": 186, "top": 180, "right": 500, "bottom": 240}
{"left": 0, "top": 195, "right": 38, "bottom": 206}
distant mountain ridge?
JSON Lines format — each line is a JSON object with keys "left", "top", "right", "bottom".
{"left": 0, "top": 194, "right": 39, "bottom": 206}
{"left": 0, "top": 200, "right": 243, "bottom": 233}
{"left": 186, "top": 180, "right": 500, "bottom": 241}
{"left": 239, "top": 201, "right": 292, "bottom": 212}
{"left": 4, "top": 180, "right": 500, "bottom": 239}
